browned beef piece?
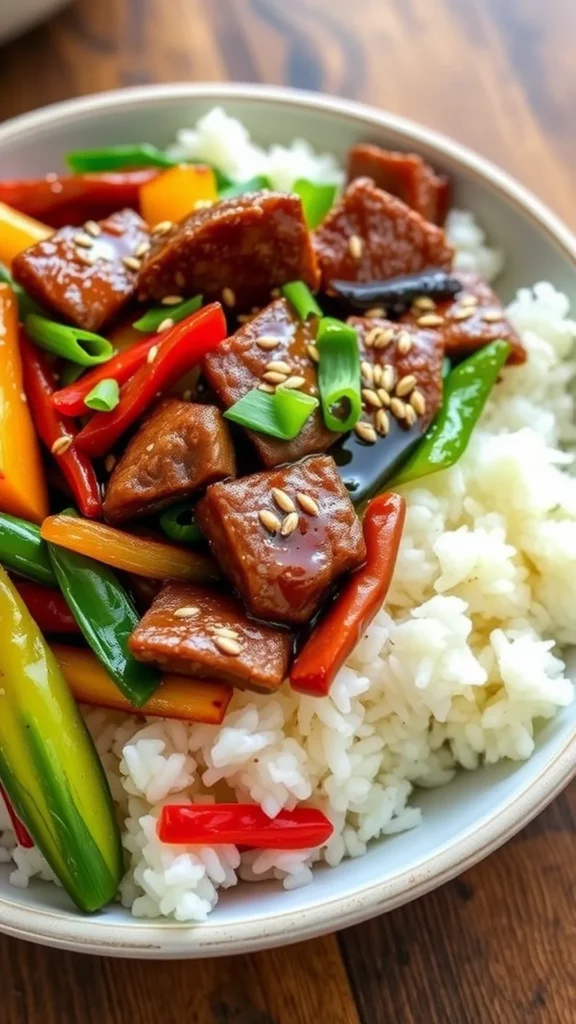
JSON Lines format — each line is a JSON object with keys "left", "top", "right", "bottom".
{"left": 12, "top": 209, "right": 149, "bottom": 331}
{"left": 313, "top": 178, "right": 453, "bottom": 290}
{"left": 203, "top": 298, "right": 337, "bottom": 466}
{"left": 399, "top": 270, "right": 526, "bottom": 364}
{"left": 129, "top": 582, "right": 291, "bottom": 692}
{"left": 103, "top": 400, "right": 236, "bottom": 524}
{"left": 196, "top": 455, "right": 366, "bottom": 626}
{"left": 348, "top": 144, "right": 450, "bottom": 225}
{"left": 137, "top": 191, "right": 320, "bottom": 312}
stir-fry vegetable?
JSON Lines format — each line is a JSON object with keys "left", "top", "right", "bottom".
{"left": 293, "top": 179, "right": 337, "bottom": 229}
{"left": 0, "top": 785, "right": 33, "bottom": 848}
{"left": 14, "top": 580, "right": 80, "bottom": 634}
{"left": 51, "top": 333, "right": 160, "bottom": 417}
{"left": 66, "top": 144, "right": 175, "bottom": 174}
{"left": 0, "top": 566, "right": 123, "bottom": 912}
{"left": 317, "top": 316, "right": 362, "bottom": 432}
{"left": 157, "top": 804, "right": 334, "bottom": 849}
{"left": 159, "top": 502, "right": 204, "bottom": 544}
{"left": 291, "top": 492, "right": 406, "bottom": 696}
{"left": 75, "top": 303, "right": 227, "bottom": 457}
{"left": 329, "top": 270, "right": 463, "bottom": 318}
{"left": 224, "top": 385, "right": 319, "bottom": 440}
{"left": 219, "top": 175, "right": 270, "bottom": 199}
{"left": 0, "top": 512, "right": 55, "bottom": 584}
{"left": 53, "top": 645, "right": 233, "bottom": 724}
{"left": 0, "top": 286, "right": 48, "bottom": 523}
{"left": 41, "top": 514, "right": 220, "bottom": 582}
{"left": 0, "top": 201, "right": 52, "bottom": 264}
{"left": 282, "top": 280, "right": 323, "bottom": 320}
{"left": 47, "top": 510, "right": 161, "bottom": 707}
{"left": 0, "top": 264, "right": 43, "bottom": 319}
{"left": 392, "top": 340, "right": 511, "bottom": 487}
{"left": 84, "top": 378, "right": 120, "bottom": 412}
{"left": 25, "top": 313, "right": 114, "bottom": 366}
{"left": 0, "top": 169, "right": 158, "bottom": 227}
{"left": 20, "top": 334, "right": 102, "bottom": 519}
{"left": 139, "top": 164, "right": 218, "bottom": 226}
{"left": 133, "top": 294, "right": 203, "bottom": 333}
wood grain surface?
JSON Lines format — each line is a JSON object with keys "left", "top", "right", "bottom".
{"left": 0, "top": 1, "right": 575, "bottom": 1022}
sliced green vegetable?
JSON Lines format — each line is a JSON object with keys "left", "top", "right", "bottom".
{"left": 159, "top": 502, "right": 204, "bottom": 544}
{"left": 25, "top": 314, "right": 114, "bottom": 367}
{"left": 66, "top": 143, "right": 177, "bottom": 174}
{"left": 282, "top": 281, "right": 323, "bottom": 321}
{"left": 133, "top": 294, "right": 203, "bottom": 333}
{"left": 47, "top": 509, "right": 161, "bottom": 708}
{"left": 224, "top": 386, "right": 319, "bottom": 440}
{"left": 392, "top": 340, "right": 511, "bottom": 487}
{"left": 442, "top": 356, "right": 451, "bottom": 378}
{"left": 84, "top": 378, "right": 120, "bottom": 412}
{"left": 0, "top": 566, "right": 122, "bottom": 912}
{"left": 218, "top": 175, "right": 270, "bottom": 199}
{"left": 293, "top": 179, "right": 337, "bottom": 228}
{"left": 0, "top": 263, "right": 44, "bottom": 320}
{"left": 59, "top": 361, "right": 86, "bottom": 387}
{"left": 316, "top": 316, "right": 362, "bottom": 433}
{"left": 0, "top": 511, "right": 55, "bottom": 585}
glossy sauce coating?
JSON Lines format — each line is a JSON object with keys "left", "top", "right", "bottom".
{"left": 348, "top": 144, "right": 450, "bottom": 225}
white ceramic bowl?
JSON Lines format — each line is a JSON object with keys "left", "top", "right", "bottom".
{"left": 0, "top": 84, "right": 575, "bottom": 959}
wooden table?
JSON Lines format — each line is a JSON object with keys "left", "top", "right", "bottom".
{"left": 1, "top": 1, "right": 575, "bottom": 1021}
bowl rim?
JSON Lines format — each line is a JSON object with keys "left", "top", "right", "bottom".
{"left": 0, "top": 82, "right": 575, "bottom": 958}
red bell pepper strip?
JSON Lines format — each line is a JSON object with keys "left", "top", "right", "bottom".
{"left": 290, "top": 492, "right": 406, "bottom": 697}
{"left": 75, "top": 303, "right": 227, "bottom": 457}
{"left": 51, "top": 333, "right": 159, "bottom": 417}
{"left": 14, "top": 580, "right": 80, "bottom": 634}
{"left": 158, "top": 804, "right": 334, "bottom": 850}
{"left": 20, "top": 332, "right": 102, "bottom": 518}
{"left": 0, "top": 783, "right": 34, "bottom": 848}
{"left": 0, "top": 169, "right": 158, "bottom": 228}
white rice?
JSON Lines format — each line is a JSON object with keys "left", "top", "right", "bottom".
{"left": 2, "top": 112, "right": 575, "bottom": 922}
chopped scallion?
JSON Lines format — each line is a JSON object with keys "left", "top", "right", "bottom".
{"left": 282, "top": 281, "right": 322, "bottom": 321}
{"left": 293, "top": 179, "right": 337, "bottom": 229}
{"left": 133, "top": 295, "right": 203, "bottom": 333}
{"left": 159, "top": 502, "right": 203, "bottom": 544}
{"left": 25, "top": 314, "right": 114, "bottom": 367}
{"left": 0, "top": 264, "right": 44, "bottom": 320}
{"left": 84, "top": 378, "right": 120, "bottom": 412}
{"left": 224, "top": 386, "right": 318, "bottom": 440}
{"left": 218, "top": 175, "right": 270, "bottom": 199}
{"left": 316, "top": 316, "right": 361, "bottom": 433}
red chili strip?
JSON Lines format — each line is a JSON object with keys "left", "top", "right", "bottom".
{"left": 20, "top": 332, "right": 102, "bottom": 518}
{"left": 75, "top": 303, "right": 227, "bottom": 458}
{"left": 158, "top": 804, "right": 334, "bottom": 850}
{"left": 51, "top": 333, "right": 159, "bottom": 417}
{"left": 14, "top": 580, "right": 80, "bottom": 634}
{"left": 290, "top": 492, "right": 406, "bottom": 697}
{"left": 0, "top": 169, "right": 158, "bottom": 228}
{"left": 0, "top": 784, "right": 34, "bottom": 848}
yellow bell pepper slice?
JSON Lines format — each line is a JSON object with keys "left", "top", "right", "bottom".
{"left": 139, "top": 164, "right": 218, "bottom": 226}
{"left": 0, "top": 201, "right": 52, "bottom": 265}
{"left": 0, "top": 285, "right": 48, "bottom": 523}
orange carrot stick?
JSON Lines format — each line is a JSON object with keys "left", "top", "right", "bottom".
{"left": 0, "top": 201, "right": 52, "bottom": 264}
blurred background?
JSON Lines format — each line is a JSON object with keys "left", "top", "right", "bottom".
{"left": 0, "top": 0, "right": 574, "bottom": 227}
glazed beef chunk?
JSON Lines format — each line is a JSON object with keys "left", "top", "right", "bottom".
{"left": 348, "top": 144, "right": 450, "bottom": 225}
{"left": 313, "top": 178, "right": 453, "bottom": 290}
{"left": 400, "top": 270, "right": 526, "bottom": 364}
{"left": 196, "top": 455, "right": 366, "bottom": 626}
{"left": 103, "top": 400, "right": 236, "bottom": 524}
{"left": 137, "top": 191, "right": 320, "bottom": 312}
{"left": 12, "top": 208, "right": 149, "bottom": 332}
{"left": 203, "top": 298, "right": 337, "bottom": 466}
{"left": 129, "top": 582, "right": 291, "bottom": 692}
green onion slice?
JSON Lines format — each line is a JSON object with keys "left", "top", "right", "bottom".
{"left": 316, "top": 316, "right": 362, "bottom": 433}
{"left": 224, "top": 386, "right": 319, "bottom": 440}
{"left": 442, "top": 357, "right": 451, "bottom": 378}
{"left": 282, "top": 281, "right": 323, "bottom": 321}
{"left": 59, "top": 362, "right": 86, "bottom": 387}
{"left": 25, "top": 315, "right": 114, "bottom": 367}
{"left": 293, "top": 179, "right": 337, "bottom": 229}
{"left": 65, "top": 144, "right": 177, "bottom": 174}
{"left": 0, "top": 264, "right": 44, "bottom": 320}
{"left": 133, "top": 294, "right": 203, "bottom": 333}
{"left": 159, "top": 502, "right": 203, "bottom": 544}
{"left": 84, "top": 378, "right": 120, "bottom": 412}
{"left": 218, "top": 175, "right": 270, "bottom": 199}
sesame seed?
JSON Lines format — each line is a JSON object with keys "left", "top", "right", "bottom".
{"left": 354, "top": 421, "right": 377, "bottom": 444}
{"left": 104, "top": 454, "right": 116, "bottom": 473}
{"left": 262, "top": 370, "right": 288, "bottom": 384}
{"left": 152, "top": 220, "right": 173, "bottom": 236}
{"left": 182, "top": 389, "right": 192, "bottom": 401}
{"left": 459, "top": 294, "right": 479, "bottom": 308}
{"left": 266, "top": 360, "right": 292, "bottom": 375}
{"left": 450, "top": 306, "right": 475, "bottom": 321}
{"left": 296, "top": 492, "right": 319, "bottom": 516}
{"left": 404, "top": 404, "right": 417, "bottom": 427}
{"left": 280, "top": 511, "right": 300, "bottom": 537}
{"left": 146, "top": 443, "right": 155, "bottom": 453}
{"left": 222, "top": 287, "right": 236, "bottom": 308}
{"left": 306, "top": 344, "right": 320, "bottom": 363}
{"left": 381, "top": 365, "right": 395, "bottom": 392}
{"left": 147, "top": 345, "right": 159, "bottom": 364}
{"left": 256, "top": 336, "right": 281, "bottom": 351}
{"left": 214, "top": 636, "right": 242, "bottom": 656}
{"left": 481, "top": 310, "right": 503, "bottom": 323}
{"left": 174, "top": 606, "right": 200, "bottom": 619}
{"left": 390, "top": 397, "right": 407, "bottom": 420}
{"left": 161, "top": 295, "right": 185, "bottom": 306}
{"left": 212, "top": 626, "right": 240, "bottom": 640}
{"left": 259, "top": 509, "right": 282, "bottom": 533}
{"left": 74, "top": 232, "right": 94, "bottom": 248}
{"left": 397, "top": 331, "right": 413, "bottom": 355}
{"left": 123, "top": 255, "right": 141, "bottom": 272}
{"left": 282, "top": 376, "right": 306, "bottom": 390}
{"left": 237, "top": 315, "right": 251, "bottom": 324}
{"left": 194, "top": 198, "right": 214, "bottom": 210}
{"left": 77, "top": 251, "right": 96, "bottom": 267}
{"left": 157, "top": 317, "right": 175, "bottom": 333}
{"left": 258, "top": 383, "right": 275, "bottom": 393}
{"left": 413, "top": 296, "right": 436, "bottom": 311}
{"left": 272, "top": 488, "right": 296, "bottom": 513}
{"left": 362, "top": 387, "right": 383, "bottom": 409}
{"left": 395, "top": 374, "right": 417, "bottom": 397}
{"left": 270, "top": 288, "right": 281, "bottom": 298}
{"left": 366, "top": 326, "right": 394, "bottom": 349}
{"left": 365, "top": 307, "right": 385, "bottom": 319}
{"left": 348, "top": 234, "right": 363, "bottom": 259}
{"left": 84, "top": 220, "right": 101, "bottom": 237}
{"left": 410, "top": 390, "right": 426, "bottom": 416}
{"left": 51, "top": 436, "right": 72, "bottom": 456}
{"left": 377, "top": 388, "right": 391, "bottom": 407}
{"left": 375, "top": 409, "right": 390, "bottom": 435}
{"left": 416, "top": 313, "right": 445, "bottom": 327}
{"left": 361, "top": 361, "right": 374, "bottom": 384}
{"left": 175, "top": 271, "right": 186, "bottom": 289}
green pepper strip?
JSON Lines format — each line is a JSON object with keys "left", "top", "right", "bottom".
{"left": 317, "top": 316, "right": 362, "bottom": 433}
{"left": 0, "top": 511, "right": 56, "bottom": 585}
{"left": 159, "top": 502, "right": 204, "bottom": 544}
{"left": 25, "top": 314, "right": 114, "bottom": 367}
{"left": 392, "top": 340, "right": 511, "bottom": 487}
{"left": 0, "top": 566, "right": 123, "bottom": 912}
{"left": 0, "top": 264, "right": 44, "bottom": 320}
{"left": 218, "top": 175, "right": 270, "bottom": 199}
{"left": 133, "top": 294, "right": 203, "bottom": 333}
{"left": 293, "top": 179, "right": 337, "bottom": 229}
{"left": 46, "top": 509, "right": 161, "bottom": 708}
{"left": 66, "top": 143, "right": 177, "bottom": 174}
